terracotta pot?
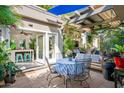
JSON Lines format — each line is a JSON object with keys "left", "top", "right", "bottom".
{"left": 114, "top": 57, "right": 124, "bottom": 68}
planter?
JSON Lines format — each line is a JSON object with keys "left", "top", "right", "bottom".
{"left": 4, "top": 74, "right": 16, "bottom": 84}
{"left": 103, "top": 62, "right": 115, "bottom": 81}
{"left": 114, "top": 57, "right": 124, "bottom": 68}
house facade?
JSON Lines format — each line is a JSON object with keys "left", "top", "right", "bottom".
{"left": 0, "top": 5, "right": 63, "bottom": 64}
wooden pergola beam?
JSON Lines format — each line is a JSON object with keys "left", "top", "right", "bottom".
{"left": 69, "top": 5, "right": 113, "bottom": 24}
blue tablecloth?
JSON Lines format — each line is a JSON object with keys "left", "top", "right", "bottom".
{"left": 54, "top": 58, "right": 85, "bottom": 76}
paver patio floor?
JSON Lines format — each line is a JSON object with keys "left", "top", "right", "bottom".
{"left": 5, "top": 68, "right": 114, "bottom": 88}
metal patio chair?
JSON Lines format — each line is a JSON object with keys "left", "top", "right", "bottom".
{"left": 45, "top": 57, "right": 65, "bottom": 87}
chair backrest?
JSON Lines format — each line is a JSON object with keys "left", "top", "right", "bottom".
{"left": 45, "top": 57, "right": 52, "bottom": 73}
{"left": 84, "top": 59, "right": 91, "bottom": 73}
{"left": 91, "top": 54, "right": 101, "bottom": 62}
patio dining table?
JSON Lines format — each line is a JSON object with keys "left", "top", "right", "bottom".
{"left": 54, "top": 58, "right": 85, "bottom": 77}
{"left": 53, "top": 58, "right": 91, "bottom": 87}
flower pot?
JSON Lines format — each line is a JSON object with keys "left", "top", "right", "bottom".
{"left": 4, "top": 74, "right": 16, "bottom": 84}
{"left": 103, "top": 62, "right": 115, "bottom": 81}
{"left": 114, "top": 57, "right": 124, "bottom": 68}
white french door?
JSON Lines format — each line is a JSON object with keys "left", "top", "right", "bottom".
{"left": 36, "top": 34, "right": 44, "bottom": 62}
{"left": 48, "top": 34, "right": 56, "bottom": 61}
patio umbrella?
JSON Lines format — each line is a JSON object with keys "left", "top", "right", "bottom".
{"left": 48, "top": 5, "right": 89, "bottom": 15}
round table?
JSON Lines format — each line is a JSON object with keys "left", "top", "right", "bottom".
{"left": 54, "top": 58, "right": 85, "bottom": 76}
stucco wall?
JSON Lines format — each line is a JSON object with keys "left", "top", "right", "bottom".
{"left": 15, "top": 5, "right": 62, "bottom": 26}
{"left": 15, "top": 5, "right": 63, "bottom": 60}
{"left": 20, "top": 17, "right": 60, "bottom": 33}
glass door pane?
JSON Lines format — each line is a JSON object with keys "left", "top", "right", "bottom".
{"left": 38, "top": 35, "right": 43, "bottom": 59}
{"left": 49, "top": 35, "right": 55, "bottom": 59}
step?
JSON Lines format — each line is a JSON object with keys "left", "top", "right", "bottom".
{"left": 16, "top": 62, "right": 46, "bottom": 73}
{"left": 22, "top": 66, "right": 45, "bottom": 73}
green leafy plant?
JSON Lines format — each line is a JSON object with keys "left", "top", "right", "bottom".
{"left": 4, "top": 61, "right": 20, "bottom": 83}
{"left": 0, "top": 6, "right": 18, "bottom": 25}
{"left": 29, "top": 38, "right": 36, "bottom": 59}
{"left": 64, "top": 37, "right": 75, "bottom": 53}
{"left": 10, "top": 40, "right": 16, "bottom": 50}
{"left": 0, "top": 41, "right": 10, "bottom": 81}
{"left": 0, "top": 40, "right": 10, "bottom": 64}
{"left": 111, "top": 44, "right": 124, "bottom": 53}
{"left": 29, "top": 38, "right": 36, "bottom": 49}
{"left": 0, "top": 41, "right": 20, "bottom": 82}
{"left": 5, "top": 62, "right": 20, "bottom": 76}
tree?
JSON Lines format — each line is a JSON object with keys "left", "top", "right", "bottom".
{"left": 0, "top": 5, "right": 18, "bottom": 25}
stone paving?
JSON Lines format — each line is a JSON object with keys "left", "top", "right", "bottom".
{"left": 5, "top": 68, "right": 114, "bottom": 88}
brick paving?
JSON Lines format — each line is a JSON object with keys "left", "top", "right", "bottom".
{"left": 5, "top": 68, "right": 114, "bottom": 88}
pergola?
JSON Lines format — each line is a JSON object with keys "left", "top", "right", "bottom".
{"left": 49, "top": 5, "right": 124, "bottom": 71}
{"left": 68, "top": 5, "right": 124, "bottom": 70}
{"left": 69, "top": 5, "right": 124, "bottom": 29}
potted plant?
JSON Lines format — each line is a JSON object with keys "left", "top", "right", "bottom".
{"left": 111, "top": 44, "right": 124, "bottom": 68}
{"left": 4, "top": 61, "right": 20, "bottom": 84}
{"left": 0, "top": 40, "right": 20, "bottom": 86}
{"left": 103, "top": 57, "right": 115, "bottom": 81}
{"left": 111, "top": 44, "right": 124, "bottom": 56}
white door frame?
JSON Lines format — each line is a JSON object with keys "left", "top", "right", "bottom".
{"left": 48, "top": 33, "right": 58, "bottom": 63}
{"left": 36, "top": 34, "right": 45, "bottom": 62}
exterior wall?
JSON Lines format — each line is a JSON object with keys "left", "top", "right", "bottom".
{"left": 18, "top": 18, "right": 63, "bottom": 63}
{"left": 12, "top": 5, "right": 63, "bottom": 63}
{"left": 14, "top": 5, "right": 62, "bottom": 26}
{"left": 20, "top": 18, "right": 60, "bottom": 32}
{"left": 0, "top": 5, "right": 63, "bottom": 64}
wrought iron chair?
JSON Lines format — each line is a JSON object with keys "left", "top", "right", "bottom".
{"left": 45, "top": 57, "right": 65, "bottom": 87}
